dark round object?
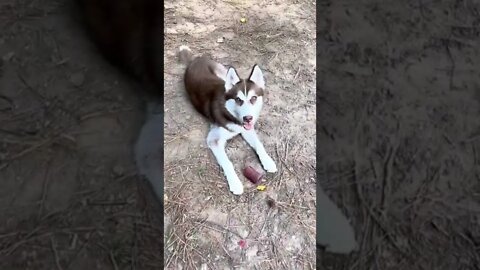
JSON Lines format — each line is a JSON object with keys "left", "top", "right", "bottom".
{"left": 243, "top": 166, "right": 264, "bottom": 184}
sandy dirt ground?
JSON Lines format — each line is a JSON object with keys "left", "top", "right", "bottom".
{"left": 0, "top": 0, "right": 316, "bottom": 269}
{"left": 3, "top": 0, "right": 478, "bottom": 269}
{"left": 318, "top": 0, "right": 480, "bottom": 269}
{"left": 164, "top": 0, "right": 316, "bottom": 269}
{"left": 0, "top": 0, "right": 164, "bottom": 269}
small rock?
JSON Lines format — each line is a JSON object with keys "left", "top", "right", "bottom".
{"left": 217, "top": 37, "right": 224, "bottom": 43}
{"left": 70, "top": 72, "right": 85, "bottom": 86}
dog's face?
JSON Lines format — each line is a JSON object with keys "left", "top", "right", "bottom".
{"left": 224, "top": 65, "right": 265, "bottom": 130}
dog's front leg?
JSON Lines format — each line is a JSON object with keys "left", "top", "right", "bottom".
{"left": 241, "top": 130, "right": 277, "bottom": 173}
{"left": 207, "top": 127, "right": 244, "bottom": 195}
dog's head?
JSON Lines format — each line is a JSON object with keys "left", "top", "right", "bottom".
{"left": 224, "top": 65, "right": 265, "bottom": 130}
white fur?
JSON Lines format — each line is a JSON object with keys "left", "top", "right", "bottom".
{"left": 179, "top": 45, "right": 191, "bottom": 52}
{"left": 241, "top": 128, "right": 277, "bottom": 172}
{"left": 226, "top": 91, "right": 263, "bottom": 127}
{"left": 207, "top": 123, "right": 277, "bottom": 195}
{"left": 207, "top": 65, "right": 277, "bottom": 195}
{"left": 225, "top": 67, "right": 240, "bottom": 91}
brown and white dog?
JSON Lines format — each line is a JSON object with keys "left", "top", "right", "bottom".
{"left": 179, "top": 46, "right": 277, "bottom": 195}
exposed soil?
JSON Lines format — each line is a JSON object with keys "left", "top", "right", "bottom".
{"left": 164, "top": 0, "right": 316, "bottom": 269}
{"left": 0, "top": 0, "right": 316, "bottom": 269}
{"left": 4, "top": 0, "right": 476, "bottom": 269}
{"left": 318, "top": 0, "right": 480, "bottom": 269}
{"left": 0, "top": 0, "right": 163, "bottom": 269}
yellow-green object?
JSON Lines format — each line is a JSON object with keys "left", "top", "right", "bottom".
{"left": 256, "top": 185, "right": 266, "bottom": 191}
{"left": 240, "top": 17, "right": 247, "bottom": 23}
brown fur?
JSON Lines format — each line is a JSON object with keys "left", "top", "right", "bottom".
{"left": 225, "top": 79, "right": 264, "bottom": 100}
{"left": 76, "top": 0, "right": 163, "bottom": 101}
{"left": 180, "top": 50, "right": 242, "bottom": 129}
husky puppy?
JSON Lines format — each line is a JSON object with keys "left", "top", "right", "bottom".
{"left": 179, "top": 46, "right": 277, "bottom": 195}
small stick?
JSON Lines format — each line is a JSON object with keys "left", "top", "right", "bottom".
{"left": 293, "top": 66, "right": 301, "bottom": 81}
{"left": 444, "top": 38, "right": 456, "bottom": 91}
{"left": 6, "top": 138, "right": 54, "bottom": 161}
{"left": 109, "top": 251, "right": 119, "bottom": 270}
{"left": 192, "top": 219, "right": 244, "bottom": 239}
{"left": 50, "top": 237, "right": 63, "bottom": 270}
{"left": 380, "top": 142, "right": 399, "bottom": 213}
{"left": 38, "top": 157, "right": 53, "bottom": 220}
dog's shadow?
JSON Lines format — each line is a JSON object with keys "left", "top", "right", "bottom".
{"left": 317, "top": 186, "right": 357, "bottom": 254}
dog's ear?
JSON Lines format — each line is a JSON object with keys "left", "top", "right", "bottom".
{"left": 248, "top": 64, "right": 265, "bottom": 89}
{"left": 225, "top": 67, "right": 240, "bottom": 91}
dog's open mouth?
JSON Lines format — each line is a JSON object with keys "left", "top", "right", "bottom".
{"left": 243, "top": 122, "right": 254, "bottom": 130}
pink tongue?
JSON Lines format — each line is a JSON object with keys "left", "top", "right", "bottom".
{"left": 243, "top": 122, "right": 254, "bottom": 130}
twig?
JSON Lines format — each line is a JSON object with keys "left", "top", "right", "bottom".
{"left": 37, "top": 156, "right": 54, "bottom": 220}
{"left": 351, "top": 90, "right": 408, "bottom": 260}
{"left": 109, "top": 251, "right": 119, "bottom": 270}
{"left": 1, "top": 230, "right": 50, "bottom": 256}
{"left": 276, "top": 201, "right": 310, "bottom": 210}
{"left": 64, "top": 229, "right": 96, "bottom": 269}
{"left": 50, "top": 237, "right": 63, "bottom": 270}
{"left": 79, "top": 108, "right": 133, "bottom": 121}
{"left": 192, "top": 218, "right": 243, "bottom": 239}
{"left": 444, "top": 38, "right": 455, "bottom": 91}
{"left": 172, "top": 231, "right": 207, "bottom": 264}
{"left": 353, "top": 166, "right": 407, "bottom": 257}
{"left": 130, "top": 218, "right": 138, "bottom": 270}
{"left": 4, "top": 138, "right": 54, "bottom": 162}
{"left": 17, "top": 71, "right": 46, "bottom": 101}
{"left": 0, "top": 137, "right": 37, "bottom": 145}
{"left": 380, "top": 142, "right": 399, "bottom": 213}
{"left": 293, "top": 66, "right": 301, "bottom": 81}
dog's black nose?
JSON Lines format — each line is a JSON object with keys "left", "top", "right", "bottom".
{"left": 243, "top": 116, "right": 253, "bottom": 122}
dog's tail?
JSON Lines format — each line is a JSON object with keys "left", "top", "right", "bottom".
{"left": 178, "top": 45, "right": 194, "bottom": 64}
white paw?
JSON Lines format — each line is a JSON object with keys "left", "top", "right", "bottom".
{"left": 229, "top": 180, "right": 244, "bottom": 195}
{"left": 227, "top": 174, "right": 244, "bottom": 195}
{"left": 261, "top": 155, "right": 277, "bottom": 173}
